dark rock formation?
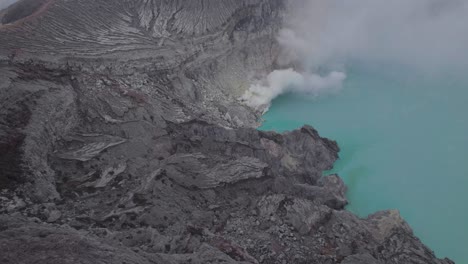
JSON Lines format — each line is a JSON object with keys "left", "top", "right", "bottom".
{"left": 0, "top": 0, "right": 454, "bottom": 263}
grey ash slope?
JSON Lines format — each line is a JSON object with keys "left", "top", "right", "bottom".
{"left": 0, "top": 1, "right": 453, "bottom": 263}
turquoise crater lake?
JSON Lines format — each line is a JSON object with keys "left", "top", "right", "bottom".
{"left": 260, "top": 63, "right": 468, "bottom": 263}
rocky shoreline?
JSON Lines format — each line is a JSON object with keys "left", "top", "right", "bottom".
{"left": 0, "top": 0, "right": 454, "bottom": 263}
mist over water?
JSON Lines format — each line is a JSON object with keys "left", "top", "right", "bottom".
{"left": 262, "top": 62, "right": 468, "bottom": 263}
{"left": 244, "top": 0, "right": 468, "bottom": 108}
{"left": 282, "top": 0, "right": 468, "bottom": 70}
{"left": 257, "top": 0, "right": 468, "bottom": 262}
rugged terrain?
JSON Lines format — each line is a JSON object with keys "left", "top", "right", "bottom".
{"left": 0, "top": 0, "right": 454, "bottom": 263}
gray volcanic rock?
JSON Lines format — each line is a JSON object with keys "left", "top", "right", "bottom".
{"left": 0, "top": 0, "right": 454, "bottom": 263}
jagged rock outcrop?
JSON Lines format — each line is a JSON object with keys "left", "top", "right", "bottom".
{"left": 0, "top": 0, "right": 454, "bottom": 263}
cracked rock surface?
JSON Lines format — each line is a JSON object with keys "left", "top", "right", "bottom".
{"left": 0, "top": 0, "right": 454, "bottom": 263}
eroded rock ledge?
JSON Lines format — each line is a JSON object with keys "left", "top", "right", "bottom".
{"left": 0, "top": 0, "right": 454, "bottom": 263}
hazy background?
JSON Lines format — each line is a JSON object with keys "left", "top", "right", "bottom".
{"left": 281, "top": 0, "right": 468, "bottom": 71}
{"left": 0, "top": 0, "right": 19, "bottom": 10}
{"left": 244, "top": 0, "right": 468, "bottom": 108}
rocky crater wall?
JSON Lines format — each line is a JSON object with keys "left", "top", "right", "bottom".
{"left": 0, "top": 1, "right": 454, "bottom": 263}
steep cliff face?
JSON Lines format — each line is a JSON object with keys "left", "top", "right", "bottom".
{"left": 0, "top": 1, "right": 454, "bottom": 263}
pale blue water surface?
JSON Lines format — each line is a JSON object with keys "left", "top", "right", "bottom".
{"left": 260, "top": 63, "right": 468, "bottom": 263}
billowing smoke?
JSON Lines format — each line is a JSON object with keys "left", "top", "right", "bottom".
{"left": 243, "top": 0, "right": 468, "bottom": 108}
{"left": 281, "top": 0, "right": 468, "bottom": 70}
{"left": 242, "top": 69, "right": 345, "bottom": 109}
{"left": 0, "top": 0, "right": 20, "bottom": 10}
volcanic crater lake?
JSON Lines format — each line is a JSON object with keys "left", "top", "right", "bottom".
{"left": 260, "top": 63, "right": 468, "bottom": 263}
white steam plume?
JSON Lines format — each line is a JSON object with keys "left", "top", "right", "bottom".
{"left": 243, "top": 0, "right": 468, "bottom": 109}
{"left": 280, "top": 0, "right": 468, "bottom": 71}
{"left": 242, "top": 69, "right": 345, "bottom": 109}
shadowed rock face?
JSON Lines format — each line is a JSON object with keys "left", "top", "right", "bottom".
{"left": 0, "top": 1, "right": 454, "bottom": 263}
